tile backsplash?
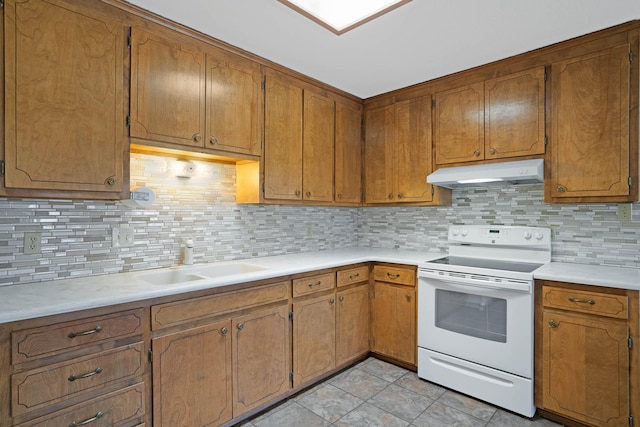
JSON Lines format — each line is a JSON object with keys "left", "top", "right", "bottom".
{"left": 1, "top": 153, "right": 638, "bottom": 286}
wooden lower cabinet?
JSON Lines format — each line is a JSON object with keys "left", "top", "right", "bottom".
{"left": 232, "top": 305, "right": 291, "bottom": 414}
{"left": 152, "top": 320, "right": 232, "bottom": 427}
{"left": 370, "top": 264, "right": 417, "bottom": 366}
{"left": 293, "top": 293, "right": 336, "bottom": 387}
{"left": 536, "top": 281, "right": 639, "bottom": 427}
{"left": 336, "top": 284, "right": 370, "bottom": 366}
{"left": 152, "top": 304, "right": 291, "bottom": 427}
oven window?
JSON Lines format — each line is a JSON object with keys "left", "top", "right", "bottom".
{"left": 434, "top": 289, "right": 507, "bottom": 343}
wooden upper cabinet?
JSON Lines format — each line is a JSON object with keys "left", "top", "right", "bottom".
{"left": 206, "top": 47, "right": 263, "bottom": 156}
{"left": 547, "top": 43, "right": 634, "bottom": 202}
{"left": 264, "top": 70, "right": 303, "bottom": 200}
{"left": 396, "top": 96, "right": 433, "bottom": 202}
{"left": 130, "top": 28, "right": 206, "bottom": 147}
{"left": 434, "top": 82, "right": 485, "bottom": 165}
{"left": 485, "top": 67, "right": 546, "bottom": 159}
{"left": 3, "top": 0, "right": 126, "bottom": 195}
{"left": 434, "top": 67, "right": 546, "bottom": 166}
{"left": 364, "top": 95, "right": 434, "bottom": 204}
{"left": 364, "top": 103, "right": 396, "bottom": 203}
{"left": 303, "top": 89, "right": 335, "bottom": 202}
{"left": 335, "top": 99, "right": 363, "bottom": 204}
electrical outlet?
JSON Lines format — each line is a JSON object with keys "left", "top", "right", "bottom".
{"left": 617, "top": 203, "right": 632, "bottom": 221}
{"left": 112, "top": 226, "right": 135, "bottom": 248}
{"left": 24, "top": 232, "right": 41, "bottom": 255}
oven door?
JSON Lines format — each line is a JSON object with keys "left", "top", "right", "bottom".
{"left": 418, "top": 270, "right": 533, "bottom": 378}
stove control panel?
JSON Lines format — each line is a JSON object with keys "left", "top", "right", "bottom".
{"left": 449, "top": 225, "right": 551, "bottom": 247}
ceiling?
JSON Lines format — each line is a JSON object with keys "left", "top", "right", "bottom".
{"left": 126, "top": 0, "right": 640, "bottom": 99}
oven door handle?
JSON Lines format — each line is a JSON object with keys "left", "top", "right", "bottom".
{"left": 418, "top": 270, "right": 531, "bottom": 292}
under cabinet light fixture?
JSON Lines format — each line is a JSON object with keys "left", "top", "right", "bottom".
{"left": 278, "top": 0, "right": 411, "bottom": 35}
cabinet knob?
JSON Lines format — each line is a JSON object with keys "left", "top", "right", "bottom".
{"left": 209, "top": 136, "right": 218, "bottom": 145}
{"left": 306, "top": 191, "right": 311, "bottom": 197}
{"left": 220, "top": 327, "right": 228, "bottom": 335}
{"left": 489, "top": 147, "right": 496, "bottom": 155}
{"left": 193, "top": 133, "right": 202, "bottom": 142}
{"left": 406, "top": 294, "right": 411, "bottom": 302}
{"left": 106, "top": 176, "right": 116, "bottom": 186}
{"left": 397, "top": 193, "right": 403, "bottom": 199}
{"left": 388, "top": 193, "right": 394, "bottom": 200}
{"left": 549, "top": 320, "right": 558, "bottom": 328}
{"left": 295, "top": 190, "right": 301, "bottom": 197}
{"left": 237, "top": 323, "right": 244, "bottom": 330}
{"left": 556, "top": 185, "right": 567, "bottom": 193}
{"left": 473, "top": 150, "right": 481, "bottom": 157}
{"left": 337, "top": 193, "right": 343, "bottom": 199}
{"left": 329, "top": 298, "right": 335, "bottom": 304}
{"left": 339, "top": 295, "right": 344, "bottom": 302}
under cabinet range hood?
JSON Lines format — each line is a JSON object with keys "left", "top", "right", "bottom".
{"left": 427, "top": 159, "right": 544, "bottom": 189}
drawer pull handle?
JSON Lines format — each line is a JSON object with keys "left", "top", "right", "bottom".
{"left": 549, "top": 320, "right": 558, "bottom": 328}
{"left": 69, "top": 411, "right": 104, "bottom": 427}
{"left": 68, "top": 367, "right": 103, "bottom": 382}
{"left": 68, "top": 325, "right": 103, "bottom": 339}
{"left": 568, "top": 297, "right": 595, "bottom": 305}
{"left": 386, "top": 273, "right": 401, "bottom": 278}
{"left": 348, "top": 273, "right": 360, "bottom": 279}
{"left": 308, "top": 281, "right": 321, "bottom": 288}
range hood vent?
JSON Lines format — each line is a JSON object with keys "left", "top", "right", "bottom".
{"left": 427, "top": 159, "right": 544, "bottom": 189}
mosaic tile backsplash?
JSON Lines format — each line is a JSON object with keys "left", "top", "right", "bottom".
{"left": 1, "top": 153, "right": 638, "bottom": 286}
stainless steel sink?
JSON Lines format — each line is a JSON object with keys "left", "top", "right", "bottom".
{"left": 138, "top": 263, "right": 267, "bottom": 285}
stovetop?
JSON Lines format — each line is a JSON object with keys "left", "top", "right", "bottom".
{"left": 427, "top": 256, "right": 544, "bottom": 274}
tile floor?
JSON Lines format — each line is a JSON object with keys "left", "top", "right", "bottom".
{"left": 241, "top": 358, "right": 564, "bottom": 427}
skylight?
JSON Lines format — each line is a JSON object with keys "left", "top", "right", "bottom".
{"left": 279, "top": 0, "right": 411, "bottom": 35}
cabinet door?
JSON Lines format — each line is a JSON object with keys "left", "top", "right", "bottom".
{"left": 364, "top": 103, "right": 396, "bottom": 203}
{"left": 485, "top": 67, "right": 546, "bottom": 159}
{"left": 152, "top": 320, "right": 232, "bottom": 427}
{"left": 336, "top": 284, "right": 369, "bottom": 366}
{"left": 232, "top": 305, "right": 291, "bottom": 415}
{"left": 542, "top": 311, "right": 629, "bottom": 427}
{"left": 206, "top": 47, "right": 263, "bottom": 156}
{"left": 303, "top": 89, "right": 335, "bottom": 202}
{"left": 335, "top": 99, "right": 362, "bottom": 204}
{"left": 371, "top": 282, "right": 416, "bottom": 365}
{"left": 130, "top": 28, "right": 206, "bottom": 147}
{"left": 293, "top": 294, "right": 336, "bottom": 387}
{"left": 4, "top": 0, "right": 125, "bottom": 193}
{"left": 264, "top": 71, "right": 303, "bottom": 200}
{"left": 396, "top": 96, "right": 433, "bottom": 202}
{"left": 434, "top": 82, "right": 484, "bottom": 165}
{"left": 548, "top": 44, "right": 631, "bottom": 200}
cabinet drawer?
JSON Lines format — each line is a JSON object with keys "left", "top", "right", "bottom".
{"left": 12, "top": 309, "right": 144, "bottom": 364}
{"left": 373, "top": 265, "right": 415, "bottom": 287}
{"left": 152, "top": 280, "right": 290, "bottom": 330}
{"left": 542, "top": 286, "right": 628, "bottom": 319}
{"left": 337, "top": 266, "right": 369, "bottom": 287}
{"left": 293, "top": 272, "right": 335, "bottom": 297}
{"left": 15, "top": 383, "right": 145, "bottom": 427}
{"left": 12, "top": 342, "right": 145, "bottom": 417}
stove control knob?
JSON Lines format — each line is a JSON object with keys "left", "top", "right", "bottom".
{"left": 452, "top": 229, "right": 460, "bottom": 236}
{"left": 523, "top": 231, "right": 532, "bottom": 240}
{"left": 461, "top": 229, "right": 468, "bottom": 237}
{"left": 534, "top": 232, "right": 544, "bottom": 240}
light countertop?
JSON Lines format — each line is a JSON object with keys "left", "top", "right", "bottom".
{"left": 1, "top": 248, "right": 638, "bottom": 324}
{"left": 0, "top": 248, "right": 433, "bottom": 324}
